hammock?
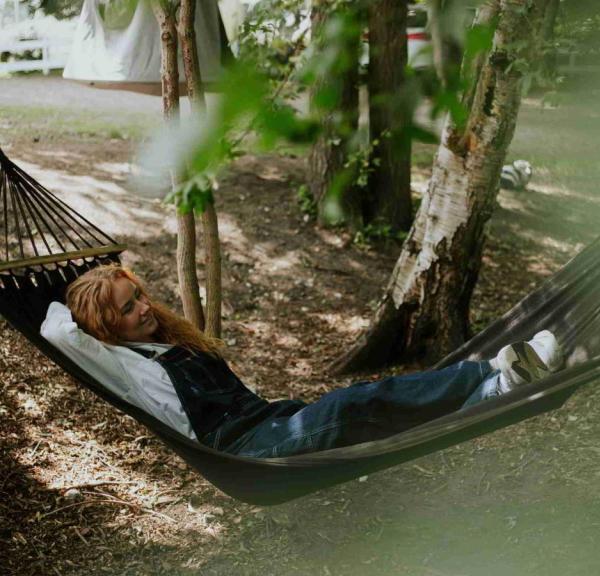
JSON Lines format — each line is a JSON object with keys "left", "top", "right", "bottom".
{"left": 63, "top": 0, "right": 238, "bottom": 94}
{"left": 1, "top": 148, "right": 599, "bottom": 505}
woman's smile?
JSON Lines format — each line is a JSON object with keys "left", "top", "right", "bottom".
{"left": 141, "top": 313, "right": 158, "bottom": 329}
{"left": 112, "top": 277, "right": 159, "bottom": 342}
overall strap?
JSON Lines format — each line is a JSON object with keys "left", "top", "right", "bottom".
{"left": 128, "top": 346, "right": 156, "bottom": 359}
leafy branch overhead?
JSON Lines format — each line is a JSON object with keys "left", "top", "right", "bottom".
{"left": 163, "top": 0, "right": 515, "bottom": 216}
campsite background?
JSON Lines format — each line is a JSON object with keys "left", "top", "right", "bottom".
{"left": 2, "top": 0, "right": 600, "bottom": 575}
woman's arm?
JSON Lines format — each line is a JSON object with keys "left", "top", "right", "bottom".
{"left": 40, "top": 302, "right": 198, "bottom": 441}
{"left": 40, "top": 301, "right": 136, "bottom": 399}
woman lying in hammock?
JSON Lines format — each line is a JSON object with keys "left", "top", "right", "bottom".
{"left": 40, "top": 265, "right": 565, "bottom": 458}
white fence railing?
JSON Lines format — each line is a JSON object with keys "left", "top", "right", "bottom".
{"left": 0, "top": 39, "right": 70, "bottom": 74}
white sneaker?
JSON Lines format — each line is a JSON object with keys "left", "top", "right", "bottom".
{"left": 490, "top": 330, "right": 564, "bottom": 392}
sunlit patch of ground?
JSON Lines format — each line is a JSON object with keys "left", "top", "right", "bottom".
{"left": 12, "top": 158, "right": 169, "bottom": 240}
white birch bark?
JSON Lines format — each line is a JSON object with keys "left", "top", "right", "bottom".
{"left": 332, "top": 0, "right": 551, "bottom": 373}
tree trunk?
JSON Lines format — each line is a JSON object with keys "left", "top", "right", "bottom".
{"left": 152, "top": 2, "right": 179, "bottom": 121}
{"left": 541, "top": 0, "right": 560, "bottom": 78}
{"left": 332, "top": 0, "right": 550, "bottom": 374}
{"left": 461, "top": 1, "right": 500, "bottom": 115}
{"left": 364, "top": 0, "right": 412, "bottom": 232}
{"left": 200, "top": 202, "right": 222, "bottom": 337}
{"left": 177, "top": 0, "right": 222, "bottom": 338}
{"left": 308, "top": 1, "right": 362, "bottom": 230}
{"left": 542, "top": 0, "right": 560, "bottom": 40}
{"left": 152, "top": 0, "right": 205, "bottom": 331}
{"left": 429, "top": 0, "right": 465, "bottom": 91}
{"left": 177, "top": 0, "right": 207, "bottom": 112}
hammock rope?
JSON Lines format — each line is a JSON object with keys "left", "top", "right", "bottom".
{"left": 0, "top": 149, "right": 126, "bottom": 271}
{"left": 1, "top": 148, "right": 599, "bottom": 505}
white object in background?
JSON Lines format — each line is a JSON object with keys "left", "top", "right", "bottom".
{"left": 0, "top": 12, "right": 76, "bottom": 75}
{"left": 406, "top": 3, "right": 431, "bottom": 70}
{"left": 218, "top": 0, "right": 246, "bottom": 42}
{"left": 500, "top": 160, "right": 533, "bottom": 190}
{"left": 0, "top": 39, "right": 59, "bottom": 74}
{"left": 63, "top": 0, "right": 224, "bottom": 86}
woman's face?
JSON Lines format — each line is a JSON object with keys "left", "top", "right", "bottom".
{"left": 111, "top": 277, "right": 159, "bottom": 342}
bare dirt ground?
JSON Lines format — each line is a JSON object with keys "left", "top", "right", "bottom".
{"left": 1, "top": 75, "right": 600, "bottom": 576}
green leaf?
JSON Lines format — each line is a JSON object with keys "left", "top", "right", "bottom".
{"left": 257, "top": 104, "right": 321, "bottom": 147}
{"left": 464, "top": 23, "right": 496, "bottom": 59}
{"left": 313, "top": 85, "right": 342, "bottom": 111}
{"left": 409, "top": 125, "right": 439, "bottom": 144}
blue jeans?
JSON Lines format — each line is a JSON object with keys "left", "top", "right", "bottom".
{"left": 226, "top": 361, "right": 499, "bottom": 458}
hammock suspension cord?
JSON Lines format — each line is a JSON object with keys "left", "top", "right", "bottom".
{"left": 0, "top": 148, "right": 126, "bottom": 272}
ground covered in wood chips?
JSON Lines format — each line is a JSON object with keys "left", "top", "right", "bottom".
{"left": 1, "top": 75, "right": 600, "bottom": 576}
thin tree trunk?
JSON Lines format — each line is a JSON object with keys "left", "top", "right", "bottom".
{"left": 364, "top": 0, "right": 412, "bottom": 232}
{"left": 152, "top": 2, "right": 179, "bottom": 121}
{"left": 177, "top": 211, "right": 205, "bottom": 330}
{"left": 310, "top": 75, "right": 361, "bottom": 229}
{"left": 541, "top": 0, "right": 560, "bottom": 77}
{"left": 308, "top": 1, "right": 362, "bottom": 230}
{"left": 542, "top": 0, "right": 560, "bottom": 41}
{"left": 177, "top": 0, "right": 207, "bottom": 112}
{"left": 332, "top": 0, "right": 550, "bottom": 374}
{"left": 199, "top": 203, "right": 222, "bottom": 337}
{"left": 177, "top": 0, "right": 222, "bottom": 338}
{"left": 429, "top": 0, "right": 465, "bottom": 91}
{"left": 152, "top": 0, "right": 205, "bottom": 331}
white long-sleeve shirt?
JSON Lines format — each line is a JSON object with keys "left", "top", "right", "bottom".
{"left": 40, "top": 301, "right": 198, "bottom": 441}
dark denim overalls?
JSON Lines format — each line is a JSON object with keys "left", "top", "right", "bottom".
{"left": 133, "top": 345, "right": 498, "bottom": 458}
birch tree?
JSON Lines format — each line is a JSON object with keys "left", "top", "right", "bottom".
{"left": 332, "top": 0, "right": 554, "bottom": 373}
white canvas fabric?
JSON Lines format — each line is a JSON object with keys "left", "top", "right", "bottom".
{"left": 63, "top": 0, "right": 227, "bottom": 84}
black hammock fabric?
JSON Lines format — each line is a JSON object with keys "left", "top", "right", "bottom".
{"left": 1, "top": 156, "right": 600, "bottom": 505}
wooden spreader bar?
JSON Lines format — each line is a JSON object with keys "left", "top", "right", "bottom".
{"left": 0, "top": 244, "right": 127, "bottom": 273}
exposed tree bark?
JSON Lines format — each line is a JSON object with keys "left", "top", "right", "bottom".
{"left": 461, "top": 1, "right": 500, "bottom": 117}
{"left": 332, "top": 0, "right": 551, "bottom": 374}
{"left": 198, "top": 201, "right": 222, "bottom": 337}
{"left": 152, "top": 0, "right": 205, "bottom": 331}
{"left": 152, "top": 1, "right": 179, "bottom": 121}
{"left": 177, "top": 0, "right": 207, "bottom": 112}
{"left": 364, "top": 0, "right": 412, "bottom": 232}
{"left": 308, "top": 1, "right": 362, "bottom": 230}
{"left": 177, "top": 0, "right": 222, "bottom": 338}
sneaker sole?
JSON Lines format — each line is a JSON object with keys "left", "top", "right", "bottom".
{"left": 507, "top": 341, "right": 551, "bottom": 384}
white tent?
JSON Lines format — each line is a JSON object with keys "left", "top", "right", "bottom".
{"left": 63, "top": 0, "right": 245, "bottom": 94}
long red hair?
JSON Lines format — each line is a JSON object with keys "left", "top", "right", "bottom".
{"left": 65, "top": 264, "right": 223, "bottom": 356}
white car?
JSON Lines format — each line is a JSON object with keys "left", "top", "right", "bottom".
{"left": 406, "top": 4, "right": 432, "bottom": 70}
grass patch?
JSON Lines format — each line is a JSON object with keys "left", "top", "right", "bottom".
{"left": 0, "top": 104, "right": 158, "bottom": 143}
{"left": 509, "top": 96, "right": 600, "bottom": 197}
